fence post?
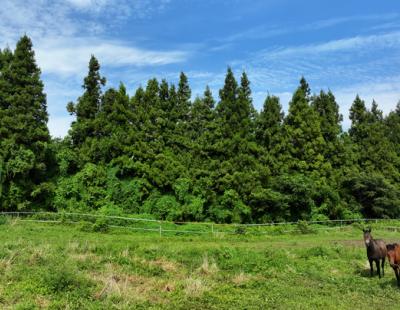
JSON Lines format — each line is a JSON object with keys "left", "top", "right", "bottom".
{"left": 159, "top": 221, "right": 162, "bottom": 237}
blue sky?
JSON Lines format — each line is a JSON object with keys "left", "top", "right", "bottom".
{"left": 1, "top": 0, "right": 400, "bottom": 137}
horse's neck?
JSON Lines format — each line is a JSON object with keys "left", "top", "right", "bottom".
{"left": 367, "top": 238, "right": 377, "bottom": 251}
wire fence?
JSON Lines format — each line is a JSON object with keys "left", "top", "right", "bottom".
{"left": 1, "top": 211, "right": 399, "bottom": 236}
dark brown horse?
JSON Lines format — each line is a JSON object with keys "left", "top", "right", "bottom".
{"left": 363, "top": 228, "right": 386, "bottom": 278}
{"left": 386, "top": 243, "right": 400, "bottom": 286}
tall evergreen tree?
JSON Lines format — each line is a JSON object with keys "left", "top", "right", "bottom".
{"left": 0, "top": 47, "right": 12, "bottom": 72}
{"left": 93, "top": 83, "right": 132, "bottom": 162}
{"left": 385, "top": 102, "right": 400, "bottom": 156}
{"left": 177, "top": 72, "right": 191, "bottom": 117}
{"left": 67, "top": 55, "right": 106, "bottom": 147}
{"left": 171, "top": 73, "right": 192, "bottom": 150}
{"left": 256, "top": 95, "right": 283, "bottom": 151}
{"left": 190, "top": 86, "right": 215, "bottom": 141}
{"left": 349, "top": 95, "right": 368, "bottom": 143}
{"left": 217, "top": 67, "right": 239, "bottom": 138}
{"left": 256, "top": 95, "right": 285, "bottom": 175}
{"left": 349, "top": 97, "right": 400, "bottom": 180}
{"left": 284, "top": 78, "right": 325, "bottom": 174}
{"left": 0, "top": 35, "right": 51, "bottom": 210}
{"left": 311, "top": 90, "right": 343, "bottom": 170}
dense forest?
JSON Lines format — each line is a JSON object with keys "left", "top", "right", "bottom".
{"left": 1, "top": 36, "right": 400, "bottom": 223}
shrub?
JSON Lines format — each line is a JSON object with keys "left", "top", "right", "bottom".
{"left": 77, "top": 220, "right": 93, "bottom": 232}
{"left": 0, "top": 216, "right": 7, "bottom": 225}
{"left": 92, "top": 217, "right": 109, "bottom": 233}
{"left": 40, "top": 264, "right": 93, "bottom": 295}
{"left": 235, "top": 226, "right": 246, "bottom": 235}
{"left": 296, "top": 220, "right": 315, "bottom": 234}
{"left": 42, "top": 266, "right": 79, "bottom": 293}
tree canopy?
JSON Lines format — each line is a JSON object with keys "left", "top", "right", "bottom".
{"left": 2, "top": 36, "right": 400, "bottom": 222}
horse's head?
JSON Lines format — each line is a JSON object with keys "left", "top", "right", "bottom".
{"left": 363, "top": 227, "right": 372, "bottom": 246}
{"left": 386, "top": 243, "right": 399, "bottom": 268}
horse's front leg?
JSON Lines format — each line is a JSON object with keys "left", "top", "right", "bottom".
{"left": 381, "top": 257, "right": 385, "bottom": 277}
{"left": 369, "top": 259, "right": 374, "bottom": 276}
{"left": 376, "top": 260, "right": 381, "bottom": 278}
{"left": 395, "top": 268, "right": 400, "bottom": 287}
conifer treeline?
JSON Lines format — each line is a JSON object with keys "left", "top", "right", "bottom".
{"left": 1, "top": 36, "right": 400, "bottom": 223}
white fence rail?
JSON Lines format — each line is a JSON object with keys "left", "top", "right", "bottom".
{"left": 0, "top": 211, "right": 398, "bottom": 236}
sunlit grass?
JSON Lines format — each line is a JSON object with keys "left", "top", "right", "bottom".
{"left": 1, "top": 220, "right": 400, "bottom": 309}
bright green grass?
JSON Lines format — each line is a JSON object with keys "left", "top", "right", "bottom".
{"left": 1, "top": 220, "right": 400, "bottom": 309}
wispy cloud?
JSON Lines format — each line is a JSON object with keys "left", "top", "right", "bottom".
{"left": 0, "top": 0, "right": 172, "bottom": 45}
{"left": 231, "top": 29, "right": 400, "bottom": 96}
{"left": 212, "top": 13, "right": 400, "bottom": 45}
{"left": 257, "top": 31, "right": 400, "bottom": 59}
{"left": 36, "top": 37, "right": 188, "bottom": 77}
{"left": 303, "top": 13, "right": 399, "bottom": 31}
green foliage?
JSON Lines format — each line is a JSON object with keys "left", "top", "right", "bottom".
{"left": 41, "top": 264, "right": 88, "bottom": 293}
{"left": 342, "top": 172, "right": 400, "bottom": 219}
{"left": 3, "top": 36, "right": 400, "bottom": 223}
{"left": 78, "top": 220, "right": 94, "bottom": 232}
{"left": 210, "top": 189, "right": 251, "bottom": 223}
{"left": 154, "top": 195, "right": 181, "bottom": 221}
{"left": 0, "top": 36, "right": 52, "bottom": 211}
{"left": 296, "top": 220, "right": 315, "bottom": 234}
{"left": 0, "top": 215, "right": 7, "bottom": 225}
{"left": 92, "top": 217, "right": 109, "bottom": 233}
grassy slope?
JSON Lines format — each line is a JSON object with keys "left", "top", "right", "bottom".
{"left": 1, "top": 221, "right": 400, "bottom": 309}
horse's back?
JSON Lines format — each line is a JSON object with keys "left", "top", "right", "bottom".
{"left": 376, "top": 239, "right": 387, "bottom": 257}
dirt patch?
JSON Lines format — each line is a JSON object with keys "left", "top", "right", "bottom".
{"left": 232, "top": 272, "right": 253, "bottom": 286}
{"left": 35, "top": 295, "right": 50, "bottom": 309}
{"left": 93, "top": 273, "right": 155, "bottom": 300}
{"left": 197, "top": 255, "right": 218, "bottom": 275}
{"left": 91, "top": 264, "right": 168, "bottom": 305}
{"left": 184, "top": 277, "right": 208, "bottom": 297}
{"left": 149, "top": 257, "right": 180, "bottom": 273}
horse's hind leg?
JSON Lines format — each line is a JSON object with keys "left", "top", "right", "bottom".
{"left": 376, "top": 260, "right": 381, "bottom": 278}
{"left": 381, "top": 257, "right": 385, "bottom": 277}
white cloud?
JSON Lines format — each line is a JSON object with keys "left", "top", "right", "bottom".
{"left": 0, "top": 0, "right": 172, "bottom": 47}
{"left": 35, "top": 37, "right": 188, "bottom": 77}
{"left": 333, "top": 77, "right": 400, "bottom": 129}
{"left": 0, "top": 0, "right": 186, "bottom": 77}
{"left": 48, "top": 116, "right": 74, "bottom": 138}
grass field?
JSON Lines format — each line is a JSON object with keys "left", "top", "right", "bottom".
{"left": 1, "top": 219, "right": 400, "bottom": 309}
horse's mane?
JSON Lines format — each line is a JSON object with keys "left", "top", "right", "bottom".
{"left": 386, "top": 243, "right": 399, "bottom": 251}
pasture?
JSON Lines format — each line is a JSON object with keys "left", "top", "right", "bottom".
{"left": 1, "top": 219, "right": 400, "bottom": 309}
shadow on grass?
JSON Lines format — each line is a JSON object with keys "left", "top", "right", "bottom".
{"left": 378, "top": 277, "right": 400, "bottom": 289}
{"left": 353, "top": 265, "right": 400, "bottom": 289}
{"left": 354, "top": 266, "right": 373, "bottom": 278}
